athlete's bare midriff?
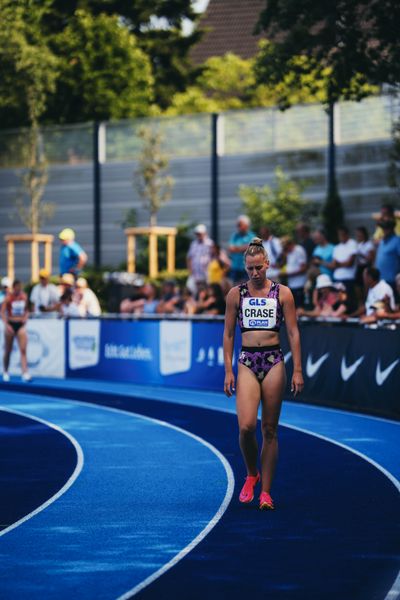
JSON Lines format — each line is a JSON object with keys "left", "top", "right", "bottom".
{"left": 241, "top": 330, "right": 280, "bottom": 347}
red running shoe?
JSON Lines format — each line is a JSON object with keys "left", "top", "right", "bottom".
{"left": 259, "top": 491, "right": 274, "bottom": 510}
{"left": 239, "top": 473, "right": 260, "bottom": 503}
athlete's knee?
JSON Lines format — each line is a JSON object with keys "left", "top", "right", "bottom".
{"left": 239, "top": 422, "right": 257, "bottom": 437}
{"left": 261, "top": 422, "right": 278, "bottom": 443}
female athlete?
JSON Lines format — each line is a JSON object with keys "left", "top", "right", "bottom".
{"left": 223, "top": 238, "right": 303, "bottom": 510}
{"left": 1, "top": 279, "right": 31, "bottom": 382}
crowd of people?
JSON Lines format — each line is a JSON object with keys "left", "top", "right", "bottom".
{"left": 120, "top": 204, "right": 400, "bottom": 325}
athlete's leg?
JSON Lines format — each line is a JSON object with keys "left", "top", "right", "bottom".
{"left": 16, "top": 326, "right": 28, "bottom": 373}
{"left": 3, "top": 327, "right": 14, "bottom": 372}
{"left": 260, "top": 360, "right": 286, "bottom": 493}
{"left": 236, "top": 362, "right": 261, "bottom": 476}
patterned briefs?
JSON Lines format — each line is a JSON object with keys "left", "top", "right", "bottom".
{"left": 238, "top": 345, "right": 284, "bottom": 382}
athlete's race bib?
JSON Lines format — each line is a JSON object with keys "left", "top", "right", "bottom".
{"left": 10, "top": 299, "right": 26, "bottom": 317}
{"left": 242, "top": 297, "right": 277, "bottom": 329}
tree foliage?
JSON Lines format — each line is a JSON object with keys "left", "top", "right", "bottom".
{"left": 239, "top": 167, "right": 316, "bottom": 237}
{"left": 255, "top": 0, "right": 399, "bottom": 103}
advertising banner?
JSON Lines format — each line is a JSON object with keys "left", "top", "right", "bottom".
{"left": 0, "top": 319, "right": 65, "bottom": 378}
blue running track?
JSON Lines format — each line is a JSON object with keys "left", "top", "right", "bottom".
{"left": 0, "top": 378, "right": 399, "bottom": 600}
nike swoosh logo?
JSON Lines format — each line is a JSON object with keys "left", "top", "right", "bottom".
{"left": 341, "top": 356, "right": 364, "bottom": 381}
{"left": 306, "top": 353, "right": 329, "bottom": 378}
{"left": 376, "top": 359, "right": 399, "bottom": 386}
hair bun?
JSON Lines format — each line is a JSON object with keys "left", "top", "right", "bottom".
{"left": 249, "top": 237, "right": 263, "bottom": 246}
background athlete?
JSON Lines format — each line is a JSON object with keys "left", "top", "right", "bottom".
{"left": 223, "top": 237, "right": 303, "bottom": 510}
{"left": 1, "top": 279, "right": 31, "bottom": 382}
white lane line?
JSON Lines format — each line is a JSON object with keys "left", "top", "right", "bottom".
{"left": 1, "top": 396, "right": 235, "bottom": 599}
{"left": 0, "top": 405, "right": 84, "bottom": 538}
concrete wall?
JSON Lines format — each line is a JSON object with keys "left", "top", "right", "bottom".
{"left": 0, "top": 139, "right": 395, "bottom": 282}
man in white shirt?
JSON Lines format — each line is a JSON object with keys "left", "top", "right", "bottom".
{"left": 329, "top": 226, "right": 358, "bottom": 312}
{"left": 30, "top": 269, "right": 60, "bottom": 315}
{"left": 74, "top": 278, "right": 101, "bottom": 317}
{"left": 359, "top": 267, "right": 396, "bottom": 322}
{"left": 280, "top": 236, "right": 308, "bottom": 307}
{"left": 260, "top": 225, "right": 283, "bottom": 281}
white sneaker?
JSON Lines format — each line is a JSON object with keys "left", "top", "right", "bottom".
{"left": 22, "top": 372, "right": 32, "bottom": 382}
{"left": 2, "top": 372, "right": 10, "bottom": 382}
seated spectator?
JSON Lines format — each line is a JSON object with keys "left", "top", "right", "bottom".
{"left": 181, "top": 287, "right": 197, "bottom": 315}
{"left": 370, "top": 274, "right": 400, "bottom": 320}
{"left": 120, "top": 282, "right": 159, "bottom": 315}
{"left": 297, "top": 274, "right": 347, "bottom": 318}
{"left": 156, "top": 280, "right": 183, "bottom": 314}
{"left": 280, "top": 236, "right": 308, "bottom": 307}
{"left": 30, "top": 269, "right": 60, "bottom": 315}
{"left": 260, "top": 225, "right": 283, "bottom": 281}
{"left": 357, "top": 267, "right": 396, "bottom": 323}
{"left": 196, "top": 283, "right": 226, "bottom": 315}
{"left": 74, "top": 278, "right": 102, "bottom": 317}
{"left": 311, "top": 229, "right": 335, "bottom": 278}
{"left": 58, "top": 288, "right": 84, "bottom": 317}
{"left": 58, "top": 273, "right": 75, "bottom": 296}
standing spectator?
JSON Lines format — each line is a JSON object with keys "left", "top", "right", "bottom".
{"left": 295, "top": 223, "right": 316, "bottom": 263}
{"left": 329, "top": 226, "right": 358, "bottom": 312}
{"left": 260, "top": 225, "right": 283, "bottom": 281}
{"left": 280, "top": 236, "right": 308, "bottom": 307}
{"left": 0, "top": 276, "right": 11, "bottom": 308}
{"left": 186, "top": 224, "right": 214, "bottom": 295}
{"left": 372, "top": 204, "right": 400, "bottom": 243}
{"left": 30, "top": 269, "right": 60, "bottom": 315}
{"left": 311, "top": 229, "right": 335, "bottom": 278}
{"left": 59, "top": 228, "right": 88, "bottom": 277}
{"left": 74, "top": 278, "right": 101, "bottom": 317}
{"left": 375, "top": 219, "right": 400, "bottom": 301}
{"left": 207, "top": 242, "right": 231, "bottom": 285}
{"left": 228, "top": 215, "right": 256, "bottom": 284}
{"left": 1, "top": 280, "right": 31, "bottom": 382}
{"left": 354, "top": 226, "right": 375, "bottom": 302}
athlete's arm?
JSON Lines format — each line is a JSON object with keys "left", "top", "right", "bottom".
{"left": 281, "top": 286, "right": 304, "bottom": 396}
{"left": 223, "top": 287, "right": 239, "bottom": 397}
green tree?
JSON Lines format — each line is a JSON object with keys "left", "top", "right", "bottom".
{"left": 134, "top": 127, "right": 175, "bottom": 227}
{"left": 239, "top": 167, "right": 315, "bottom": 237}
{"left": 46, "top": 10, "right": 154, "bottom": 123}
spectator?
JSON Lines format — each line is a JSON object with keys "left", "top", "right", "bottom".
{"left": 30, "top": 269, "right": 60, "bottom": 315}
{"left": 74, "top": 278, "right": 102, "bottom": 317}
{"left": 354, "top": 226, "right": 375, "bottom": 304}
{"left": 207, "top": 242, "right": 231, "bottom": 287}
{"left": 120, "top": 282, "right": 159, "bottom": 315}
{"left": 329, "top": 226, "right": 358, "bottom": 312}
{"left": 156, "top": 279, "right": 183, "bottom": 314}
{"left": 0, "top": 276, "right": 11, "bottom": 308}
{"left": 186, "top": 224, "right": 214, "bottom": 295}
{"left": 370, "top": 273, "right": 400, "bottom": 321}
{"left": 375, "top": 218, "right": 400, "bottom": 301}
{"left": 311, "top": 229, "right": 335, "bottom": 278}
{"left": 295, "top": 223, "right": 316, "bottom": 263}
{"left": 59, "top": 228, "right": 87, "bottom": 277}
{"left": 280, "top": 236, "right": 308, "bottom": 307}
{"left": 58, "top": 273, "right": 75, "bottom": 297}
{"left": 372, "top": 204, "right": 400, "bottom": 243}
{"left": 297, "top": 274, "right": 347, "bottom": 318}
{"left": 260, "top": 225, "right": 283, "bottom": 281}
{"left": 58, "top": 288, "right": 84, "bottom": 318}
{"left": 228, "top": 215, "right": 256, "bottom": 284}
{"left": 196, "top": 283, "right": 226, "bottom": 315}
{"left": 358, "top": 267, "right": 396, "bottom": 323}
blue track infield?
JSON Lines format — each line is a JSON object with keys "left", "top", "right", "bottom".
{"left": 0, "top": 379, "right": 399, "bottom": 600}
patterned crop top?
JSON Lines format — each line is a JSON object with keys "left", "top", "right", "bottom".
{"left": 237, "top": 281, "right": 283, "bottom": 333}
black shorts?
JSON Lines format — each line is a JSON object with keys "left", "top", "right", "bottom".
{"left": 8, "top": 321, "right": 25, "bottom": 334}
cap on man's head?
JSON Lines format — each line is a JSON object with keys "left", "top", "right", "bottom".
{"left": 59, "top": 228, "right": 75, "bottom": 241}
{"left": 194, "top": 224, "right": 207, "bottom": 234}
{"left": 237, "top": 215, "right": 250, "bottom": 226}
{"left": 39, "top": 268, "right": 50, "bottom": 278}
{"left": 60, "top": 273, "right": 75, "bottom": 286}
{"left": 1, "top": 276, "right": 11, "bottom": 288}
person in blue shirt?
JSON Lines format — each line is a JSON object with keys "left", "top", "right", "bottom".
{"left": 375, "top": 219, "right": 400, "bottom": 301}
{"left": 228, "top": 215, "right": 256, "bottom": 284}
{"left": 59, "top": 228, "right": 88, "bottom": 277}
{"left": 311, "top": 229, "right": 335, "bottom": 277}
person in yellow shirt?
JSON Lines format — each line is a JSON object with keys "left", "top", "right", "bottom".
{"left": 372, "top": 204, "right": 400, "bottom": 242}
{"left": 207, "top": 242, "right": 231, "bottom": 294}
